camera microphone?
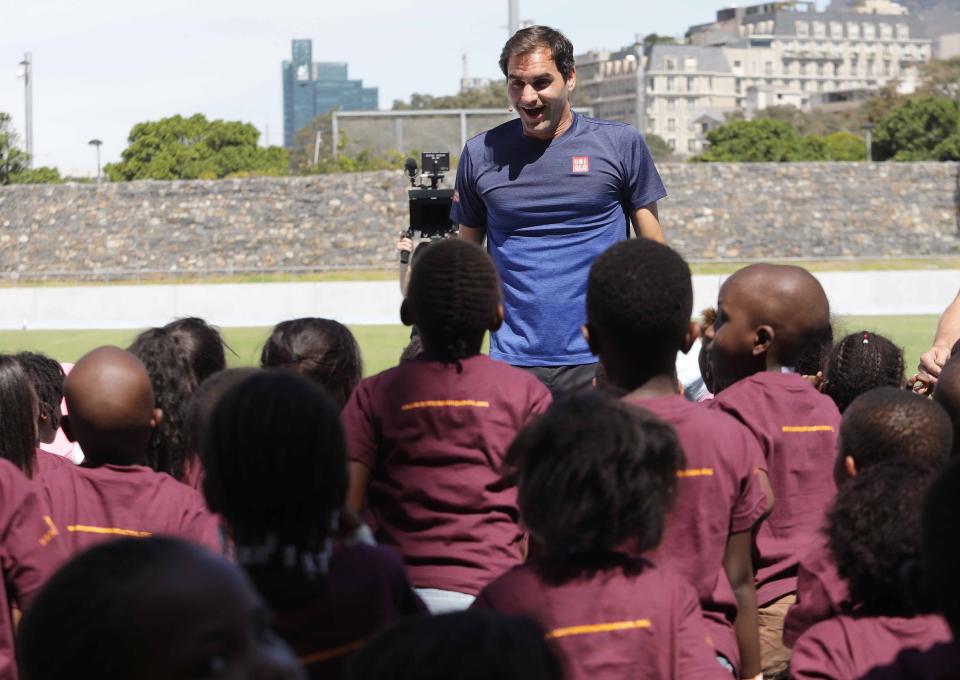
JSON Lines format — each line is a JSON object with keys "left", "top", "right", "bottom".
{"left": 404, "top": 158, "right": 418, "bottom": 186}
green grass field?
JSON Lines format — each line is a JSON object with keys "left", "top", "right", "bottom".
{"left": 0, "top": 315, "right": 939, "bottom": 377}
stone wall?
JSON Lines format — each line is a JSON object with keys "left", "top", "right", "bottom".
{"left": 0, "top": 163, "right": 957, "bottom": 280}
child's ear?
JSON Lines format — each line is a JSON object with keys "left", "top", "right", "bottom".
{"left": 400, "top": 298, "right": 415, "bottom": 327}
{"left": 753, "top": 325, "right": 775, "bottom": 356}
{"left": 60, "top": 414, "right": 75, "bottom": 443}
{"left": 582, "top": 323, "right": 600, "bottom": 356}
{"left": 680, "top": 321, "right": 697, "bottom": 354}
{"left": 489, "top": 303, "right": 504, "bottom": 332}
{"left": 845, "top": 455, "right": 858, "bottom": 479}
{"left": 150, "top": 409, "right": 164, "bottom": 430}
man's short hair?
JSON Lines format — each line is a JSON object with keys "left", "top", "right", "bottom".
{"left": 499, "top": 26, "right": 575, "bottom": 81}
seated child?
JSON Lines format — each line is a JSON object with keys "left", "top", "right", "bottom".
{"left": 472, "top": 392, "right": 728, "bottom": 680}
{"left": 705, "top": 263, "right": 841, "bottom": 677}
{"left": 37, "top": 346, "right": 220, "bottom": 556}
{"left": 342, "top": 239, "right": 552, "bottom": 613}
{"left": 0, "top": 355, "right": 44, "bottom": 477}
{"left": 17, "top": 537, "right": 305, "bottom": 680}
{"left": 183, "top": 367, "right": 259, "bottom": 490}
{"left": 933, "top": 355, "right": 960, "bottom": 458}
{"left": 260, "top": 317, "right": 362, "bottom": 409}
{"left": 821, "top": 331, "right": 905, "bottom": 413}
{"left": 585, "top": 239, "right": 772, "bottom": 676}
{"left": 14, "top": 352, "right": 69, "bottom": 475}
{"left": 162, "top": 317, "right": 227, "bottom": 384}
{"left": 790, "top": 459, "right": 951, "bottom": 679}
{"left": 203, "top": 370, "right": 425, "bottom": 678}
{"left": 344, "top": 610, "right": 561, "bottom": 680}
{"left": 784, "top": 387, "right": 953, "bottom": 647}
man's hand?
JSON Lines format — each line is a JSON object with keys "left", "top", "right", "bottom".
{"left": 910, "top": 345, "right": 952, "bottom": 394}
{"left": 396, "top": 234, "right": 413, "bottom": 255}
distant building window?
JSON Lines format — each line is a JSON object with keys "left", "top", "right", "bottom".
{"left": 817, "top": 63, "right": 824, "bottom": 76}
{"left": 813, "top": 21, "right": 826, "bottom": 37}
{"left": 648, "top": 119, "right": 656, "bottom": 132}
{"left": 684, "top": 57, "right": 698, "bottom": 71}
{"left": 668, "top": 138, "right": 676, "bottom": 150}
{"left": 880, "top": 23, "right": 892, "bottom": 40}
{"left": 667, "top": 98, "right": 676, "bottom": 111}
{"left": 667, "top": 76, "right": 675, "bottom": 91}
{"left": 668, "top": 118, "right": 676, "bottom": 132}
{"left": 687, "top": 76, "right": 695, "bottom": 91}
{"left": 896, "top": 23, "right": 909, "bottom": 39}
{"left": 847, "top": 22, "right": 860, "bottom": 39}
{"left": 864, "top": 23, "right": 876, "bottom": 40}
{"left": 648, "top": 77, "right": 656, "bottom": 92}
{"left": 688, "top": 139, "right": 697, "bottom": 151}
{"left": 883, "top": 59, "right": 891, "bottom": 76}
{"left": 665, "top": 58, "right": 676, "bottom": 71}
{"left": 733, "top": 60, "right": 742, "bottom": 68}
{"left": 687, "top": 98, "right": 696, "bottom": 111}
{"left": 796, "top": 21, "right": 809, "bottom": 37}
{"left": 765, "top": 61, "right": 773, "bottom": 75}
{"left": 830, "top": 22, "right": 843, "bottom": 38}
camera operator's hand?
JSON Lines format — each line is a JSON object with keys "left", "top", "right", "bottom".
{"left": 397, "top": 235, "right": 414, "bottom": 254}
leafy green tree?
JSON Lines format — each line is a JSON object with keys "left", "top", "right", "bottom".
{"left": 10, "top": 166, "right": 62, "bottom": 184}
{"left": 393, "top": 82, "right": 509, "bottom": 110}
{"left": 694, "top": 119, "right": 827, "bottom": 162}
{"left": 822, "top": 131, "right": 867, "bottom": 161}
{"left": 873, "top": 96, "right": 960, "bottom": 161}
{"left": 643, "top": 34, "right": 677, "bottom": 47}
{"left": 933, "top": 131, "right": 960, "bottom": 161}
{"left": 644, "top": 133, "right": 673, "bottom": 162}
{"left": 105, "top": 114, "right": 288, "bottom": 181}
{"left": 0, "top": 112, "right": 29, "bottom": 185}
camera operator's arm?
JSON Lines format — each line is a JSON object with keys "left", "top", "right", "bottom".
{"left": 397, "top": 235, "right": 413, "bottom": 296}
{"left": 459, "top": 225, "right": 486, "bottom": 247}
{"left": 913, "top": 288, "right": 960, "bottom": 389}
{"left": 630, "top": 202, "right": 665, "bottom": 243}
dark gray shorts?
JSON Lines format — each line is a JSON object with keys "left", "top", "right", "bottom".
{"left": 517, "top": 363, "right": 598, "bottom": 399}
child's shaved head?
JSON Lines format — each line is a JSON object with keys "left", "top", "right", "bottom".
{"left": 839, "top": 387, "right": 952, "bottom": 479}
{"left": 934, "top": 355, "right": 960, "bottom": 458}
{"left": 710, "top": 264, "right": 830, "bottom": 390}
{"left": 63, "top": 346, "right": 161, "bottom": 465}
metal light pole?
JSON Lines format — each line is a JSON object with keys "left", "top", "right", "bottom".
{"left": 508, "top": 0, "right": 519, "bottom": 36}
{"left": 88, "top": 139, "right": 103, "bottom": 183}
{"left": 16, "top": 53, "right": 33, "bottom": 168}
{"left": 861, "top": 123, "right": 875, "bottom": 162}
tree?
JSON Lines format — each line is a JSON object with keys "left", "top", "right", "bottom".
{"left": 104, "top": 114, "right": 288, "bottom": 181}
{"left": 822, "top": 131, "right": 866, "bottom": 161}
{"left": 393, "top": 82, "right": 509, "bottom": 110}
{"left": 0, "top": 113, "right": 29, "bottom": 185}
{"left": 873, "top": 96, "right": 960, "bottom": 161}
{"left": 694, "top": 119, "right": 828, "bottom": 162}
{"left": 10, "top": 166, "right": 62, "bottom": 184}
{"left": 644, "top": 133, "right": 673, "bottom": 162}
{"left": 918, "top": 57, "right": 960, "bottom": 102}
{"left": 643, "top": 34, "right": 677, "bottom": 47}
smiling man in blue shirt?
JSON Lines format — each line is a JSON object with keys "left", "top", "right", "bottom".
{"left": 451, "top": 25, "right": 667, "bottom": 396}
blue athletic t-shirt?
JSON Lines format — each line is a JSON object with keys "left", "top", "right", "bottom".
{"left": 450, "top": 113, "right": 667, "bottom": 366}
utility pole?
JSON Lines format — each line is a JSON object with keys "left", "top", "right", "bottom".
{"left": 508, "top": 0, "right": 519, "bottom": 37}
{"left": 88, "top": 139, "right": 103, "bottom": 183}
{"left": 17, "top": 53, "right": 33, "bottom": 168}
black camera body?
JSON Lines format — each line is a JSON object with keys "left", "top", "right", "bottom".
{"left": 401, "top": 152, "right": 457, "bottom": 263}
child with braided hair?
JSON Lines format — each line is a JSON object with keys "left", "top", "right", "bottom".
{"left": 13, "top": 352, "right": 70, "bottom": 476}
{"left": 342, "top": 238, "right": 552, "bottom": 613}
{"left": 821, "top": 331, "right": 905, "bottom": 413}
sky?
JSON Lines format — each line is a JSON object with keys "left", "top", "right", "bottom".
{"left": 2, "top": 0, "right": 750, "bottom": 175}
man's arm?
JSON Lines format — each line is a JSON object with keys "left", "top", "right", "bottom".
{"left": 458, "top": 224, "right": 486, "bottom": 247}
{"left": 918, "top": 289, "right": 960, "bottom": 380}
{"left": 629, "top": 202, "right": 665, "bottom": 243}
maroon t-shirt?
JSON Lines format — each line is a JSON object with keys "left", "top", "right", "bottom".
{"left": 791, "top": 614, "right": 952, "bottom": 679}
{"left": 253, "top": 542, "right": 426, "bottom": 679}
{"left": 342, "top": 354, "right": 552, "bottom": 595}
{"left": 32, "top": 448, "right": 68, "bottom": 478}
{"left": 709, "top": 371, "right": 840, "bottom": 606}
{"left": 627, "top": 394, "right": 769, "bottom": 669}
{"left": 472, "top": 556, "right": 730, "bottom": 680}
{"left": 0, "top": 459, "right": 67, "bottom": 679}
{"left": 37, "top": 463, "right": 221, "bottom": 556}
{"left": 784, "top": 532, "right": 851, "bottom": 648}
{"left": 861, "top": 641, "right": 960, "bottom": 680}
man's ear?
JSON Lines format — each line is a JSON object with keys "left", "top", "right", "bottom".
{"left": 680, "top": 320, "right": 697, "bottom": 354}
{"left": 150, "top": 409, "right": 164, "bottom": 430}
{"left": 60, "top": 414, "right": 75, "bottom": 443}
{"left": 400, "top": 298, "right": 414, "bottom": 327}
{"left": 582, "top": 323, "right": 600, "bottom": 356}
{"left": 566, "top": 66, "right": 577, "bottom": 93}
{"left": 753, "top": 325, "right": 775, "bottom": 356}
{"left": 489, "top": 303, "right": 504, "bottom": 332}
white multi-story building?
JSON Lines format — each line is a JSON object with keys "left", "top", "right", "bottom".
{"left": 575, "top": 0, "right": 933, "bottom": 156}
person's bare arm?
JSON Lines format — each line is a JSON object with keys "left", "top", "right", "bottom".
{"left": 629, "top": 202, "right": 665, "bottom": 243}
{"left": 724, "top": 530, "right": 762, "bottom": 679}
{"left": 346, "top": 461, "right": 371, "bottom": 513}
{"left": 459, "top": 224, "right": 486, "bottom": 247}
{"left": 918, "top": 289, "right": 960, "bottom": 381}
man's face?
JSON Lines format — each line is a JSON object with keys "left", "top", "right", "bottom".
{"left": 506, "top": 48, "right": 575, "bottom": 140}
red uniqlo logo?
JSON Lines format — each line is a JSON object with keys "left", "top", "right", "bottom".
{"left": 572, "top": 156, "right": 590, "bottom": 173}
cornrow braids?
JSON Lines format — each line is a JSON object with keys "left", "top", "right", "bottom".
{"left": 823, "top": 331, "right": 905, "bottom": 413}
{"left": 407, "top": 239, "right": 500, "bottom": 367}
{"left": 14, "top": 351, "right": 65, "bottom": 433}
{"left": 260, "top": 318, "right": 362, "bottom": 409}
{"left": 128, "top": 327, "right": 198, "bottom": 480}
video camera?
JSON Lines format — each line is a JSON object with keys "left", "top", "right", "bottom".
{"left": 400, "top": 152, "right": 457, "bottom": 264}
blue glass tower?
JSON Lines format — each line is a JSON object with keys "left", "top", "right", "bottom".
{"left": 282, "top": 40, "right": 379, "bottom": 148}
